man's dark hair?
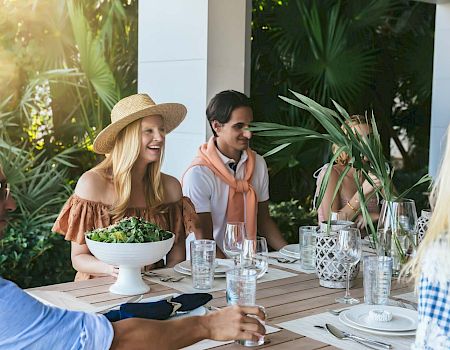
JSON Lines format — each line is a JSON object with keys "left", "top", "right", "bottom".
{"left": 206, "top": 90, "right": 252, "bottom": 136}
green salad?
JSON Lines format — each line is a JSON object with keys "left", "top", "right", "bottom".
{"left": 86, "top": 217, "right": 172, "bottom": 243}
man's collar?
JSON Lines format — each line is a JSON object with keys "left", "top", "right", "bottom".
{"left": 215, "top": 146, "right": 248, "bottom": 166}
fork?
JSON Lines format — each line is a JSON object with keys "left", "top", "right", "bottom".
{"left": 327, "top": 308, "right": 349, "bottom": 316}
{"left": 160, "top": 276, "right": 185, "bottom": 282}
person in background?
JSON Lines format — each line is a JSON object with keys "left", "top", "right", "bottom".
{"left": 182, "top": 90, "right": 287, "bottom": 257}
{"left": 0, "top": 168, "right": 265, "bottom": 349}
{"left": 53, "top": 94, "right": 201, "bottom": 280}
{"left": 404, "top": 127, "right": 450, "bottom": 349}
{"left": 314, "top": 115, "right": 381, "bottom": 231}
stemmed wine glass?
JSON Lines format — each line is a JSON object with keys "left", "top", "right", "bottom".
{"left": 223, "top": 222, "right": 245, "bottom": 265}
{"left": 241, "top": 236, "right": 269, "bottom": 279}
{"left": 335, "top": 228, "right": 362, "bottom": 304}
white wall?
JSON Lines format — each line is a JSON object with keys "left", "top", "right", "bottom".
{"left": 429, "top": 3, "right": 450, "bottom": 177}
{"left": 138, "top": 0, "right": 251, "bottom": 179}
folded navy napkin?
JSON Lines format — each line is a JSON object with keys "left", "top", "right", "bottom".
{"left": 104, "top": 293, "right": 212, "bottom": 322}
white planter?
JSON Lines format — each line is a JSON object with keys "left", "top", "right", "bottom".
{"left": 315, "top": 221, "right": 359, "bottom": 289}
{"left": 416, "top": 209, "right": 431, "bottom": 244}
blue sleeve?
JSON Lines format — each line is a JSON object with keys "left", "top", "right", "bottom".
{"left": 0, "top": 278, "right": 114, "bottom": 350}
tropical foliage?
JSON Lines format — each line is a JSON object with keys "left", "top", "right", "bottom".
{"left": 0, "top": 0, "right": 138, "bottom": 287}
{"left": 251, "top": 0, "right": 434, "bottom": 205}
{"left": 253, "top": 91, "right": 431, "bottom": 237}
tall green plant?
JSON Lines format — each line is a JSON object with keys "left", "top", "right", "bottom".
{"left": 252, "top": 90, "right": 431, "bottom": 237}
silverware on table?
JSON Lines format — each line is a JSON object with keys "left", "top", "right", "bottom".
{"left": 326, "top": 308, "right": 349, "bottom": 316}
{"left": 323, "top": 323, "right": 392, "bottom": 349}
{"left": 143, "top": 271, "right": 185, "bottom": 282}
{"left": 389, "top": 297, "right": 418, "bottom": 311}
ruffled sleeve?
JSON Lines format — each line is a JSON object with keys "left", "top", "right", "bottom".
{"left": 181, "top": 197, "right": 202, "bottom": 237}
{"left": 52, "top": 195, "right": 112, "bottom": 245}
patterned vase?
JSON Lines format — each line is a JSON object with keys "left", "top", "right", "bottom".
{"left": 416, "top": 209, "right": 432, "bottom": 244}
{"left": 315, "top": 221, "right": 360, "bottom": 288}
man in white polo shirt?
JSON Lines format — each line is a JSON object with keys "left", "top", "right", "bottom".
{"left": 183, "top": 90, "right": 287, "bottom": 257}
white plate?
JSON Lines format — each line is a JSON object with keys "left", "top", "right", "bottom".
{"left": 174, "top": 263, "right": 227, "bottom": 278}
{"left": 339, "top": 312, "right": 416, "bottom": 336}
{"left": 177, "top": 259, "right": 234, "bottom": 274}
{"left": 340, "top": 304, "right": 418, "bottom": 332}
{"left": 279, "top": 244, "right": 300, "bottom": 258}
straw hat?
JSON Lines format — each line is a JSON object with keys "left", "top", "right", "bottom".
{"left": 93, "top": 93, "right": 187, "bottom": 154}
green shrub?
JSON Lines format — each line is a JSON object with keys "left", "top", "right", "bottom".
{"left": 269, "top": 198, "right": 317, "bottom": 244}
{"left": 0, "top": 228, "right": 74, "bottom": 288}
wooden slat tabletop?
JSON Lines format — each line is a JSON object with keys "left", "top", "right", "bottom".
{"left": 27, "top": 265, "right": 413, "bottom": 349}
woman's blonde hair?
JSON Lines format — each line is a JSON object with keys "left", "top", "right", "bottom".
{"left": 332, "top": 115, "right": 372, "bottom": 166}
{"left": 94, "top": 118, "right": 164, "bottom": 220}
{"left": 404, "top": 127, "right": 450, "bottom": 283}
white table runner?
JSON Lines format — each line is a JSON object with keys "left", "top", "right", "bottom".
{"left": 182, "top": 325, "right": 282, "bottom": 350}
{"left": 276, "top": 293, "right": 418, "bottom": 350}
{"left": 144, "top": 266, "right": 297, "bottom": 293}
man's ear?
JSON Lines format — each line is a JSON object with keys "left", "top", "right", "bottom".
{"left": 211, "top": 120, "right": 222, "bottom": 135}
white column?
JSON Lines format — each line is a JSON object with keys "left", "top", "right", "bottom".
{"left": 429, "top": 3, "right": 450, "bottom": 177}
{"left": 138, "top": 0, "right": 251, "bottom": 179}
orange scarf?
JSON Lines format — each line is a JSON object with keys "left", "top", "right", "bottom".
{"left": 184, "top": 136, "right": 257, "bottom": 239}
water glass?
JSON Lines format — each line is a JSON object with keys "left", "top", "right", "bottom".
{"left": 223, "top": 222, "right": 245, "bottom": 265}
{"left": 190, "top": 240, "right": 216, "bottom": 290}
{"left": 363, "top": 256, "right": 393, "bottom": 305}
{"left": 226, "top": 268, "right": 264, "bottom": 346}
{"left": 299, "top": 226, "right": 317, "bottom": 270}
{"left": 241, "top": 236, "right": 269, "bottom": 279}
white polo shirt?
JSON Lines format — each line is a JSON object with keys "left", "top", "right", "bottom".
{"left": 182, "top": 149, "right": 270, "bottom": 254}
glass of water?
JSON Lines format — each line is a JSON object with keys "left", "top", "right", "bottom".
{"left": 363, "top": 256, "right": 393, "bottom": 305}
{"left": 226, "top": 268, "right": 264, "bottom": 346}
{"left": 299, "top": 226, "right": 317, "bottom": 270}
{"left": 224, "top": 222, "right": 245, "bottom": 265}
{"left": 241, "top": 236, "right": 269, "bottom": 279}
{"left": 190, "top": 240, "right": 216, "bottom": 289}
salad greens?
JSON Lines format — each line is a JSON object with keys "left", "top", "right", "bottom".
{"left": 86, "top": 217, "right": 172, "bottom": 243}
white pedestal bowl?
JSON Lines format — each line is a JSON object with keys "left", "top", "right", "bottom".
{"left": 86, "top": 234, "right": 175, "bottom": 295}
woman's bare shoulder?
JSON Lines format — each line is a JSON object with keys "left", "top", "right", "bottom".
{"left": 75, "top": 170, "right": 111, "bottom": 202}
{"left": 161, "top": 173, "right": 182, "bottom": 203}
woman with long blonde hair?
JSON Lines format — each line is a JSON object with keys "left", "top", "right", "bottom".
{"left": 403, "top": 127, "right": 450, "bottom": 349}
{"left": 315, "top": 115, "right": 381, "bottom": 230}
{"left": 53, "top": 94, "right": 199, "bottom": 280}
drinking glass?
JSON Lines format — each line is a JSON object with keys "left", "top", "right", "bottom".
{"left": 377, "top": 199, "right": 418, "bottom": 276}
{"left": 299, "top": 226, "right": 317, "bottom": 271}
{"left": 226, "top": 268, "right": 264, "bottom": 346}
{"left": 223, "top": 222, "right": 245, "bottom": 265}
{"left": 241, "top": 236, "right": 269, "bottom": 279}
{"left": 335, "top": 228, "right": 362, "bottom": 304}
{"left": 190, "top": 240, "right": 216, "bottom": 289}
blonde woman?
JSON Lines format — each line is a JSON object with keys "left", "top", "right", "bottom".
{"left": 403, "top": 128, "right": 450, "bottom": 349}
{"left": 53, "top": 94, "right": 200, "bottom": 280}
{"left": 315, "top": 115, "right": 380, "bottom": 230}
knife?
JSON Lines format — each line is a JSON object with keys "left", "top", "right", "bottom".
{"left": 324, "top": 324, "right": 392, "bottom": 349}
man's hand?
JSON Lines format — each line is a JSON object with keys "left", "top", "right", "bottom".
{"left": 202, "top": 305, "right": 266, "bottom": 342}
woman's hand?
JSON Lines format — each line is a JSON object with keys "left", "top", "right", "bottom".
{"left": 362, "top": 173, "right": 381, "bottom": 195}
{"left": 107, "top": 264, "right": 119, "bottom": 278}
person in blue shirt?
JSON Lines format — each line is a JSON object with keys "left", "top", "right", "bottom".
{"left": 0, "top": 166, "right": 265, "bottom": 349}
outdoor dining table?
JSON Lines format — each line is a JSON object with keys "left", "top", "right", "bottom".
{"left": 26, "top": 264, "right": 415, "bottom": 350}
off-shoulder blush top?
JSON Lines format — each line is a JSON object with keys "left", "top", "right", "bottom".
{"left": 52, "top": 194, "right": 200, "bottom": 281}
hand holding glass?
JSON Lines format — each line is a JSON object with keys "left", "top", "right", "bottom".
{"left": 335, "top": 228, "right": 362, "bottom": 304}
